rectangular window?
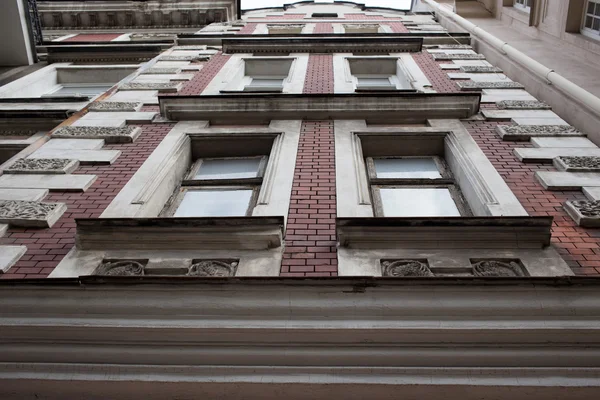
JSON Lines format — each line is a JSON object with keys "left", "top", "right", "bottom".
{"left": 44, "top": 84, "right": 113, "bottom": 98}
{"left": 311, "top": 13, "right": 338, "bottom": 18}
{"left": 366, "top": 156, "right": 468, "bottom": 217}
{"left": 244, "top": 77, "right": 285, "bottom": 92}
{"left": 583, "top": 1, "right": 600, "bottom": 39}
{"left": 514, "top": 0, "right": 532, "bottom": 12}
{"left": 348, "top": 58, "right": 415, "bottom": 92}
{"left": 165, "top": 156, "right": 268, "bottom": 217}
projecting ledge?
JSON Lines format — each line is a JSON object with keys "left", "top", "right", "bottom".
{"left": 75, "top": 216, "right": 284, "bottom": 251}
{"left": 159, "top": 93, "right": 481, "bottom": 123}
{"left": 336, "top": 216, "right": 553, "bottom": 249}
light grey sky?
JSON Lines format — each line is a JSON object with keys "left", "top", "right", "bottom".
{"left": 242, "top": 0, "right": 413, "bottom": 11}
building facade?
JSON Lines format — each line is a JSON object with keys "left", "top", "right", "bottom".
{"left": 1, "top": 0, "right": 600, "bottom": 398}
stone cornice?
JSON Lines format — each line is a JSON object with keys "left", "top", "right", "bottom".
{"left": 159, "top": 93, "right": 481, "bottom": 123}
{"left": 44, "top": 43, "right": 167, "bottom": 63}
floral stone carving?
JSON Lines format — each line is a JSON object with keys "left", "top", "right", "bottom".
{"left": 88, "top": 102, "right": 141, "bottom": 112}
{"left": 496, "top": 100, "right": 551, "bottom": 110}
{"left": 94, "top": 260, "right": 146, "bottom": 276}
{"left": 5, "top": 158, "right": 78, "bottom": 174}
{"left": 381, "top": 260, "right": 434, "bottom": 277}
{"left": 458, "top": 81, "right": 525, "bottom": 90}
{"left": 472, "top": 260, "right": 525, "bottom": 277}
{"left": 433, "top": 53, "right": 486, "bottom": 60}
{"left": 52, "top": 126, "right": 142, "bottom": 144}
{"left": 496, "top": 125, "right": 583, "bottom": 141}
{"left": 459, "top": 66, "right": 503, "bottom": 73}
{"left": 142, "top": 68, "right": 181, "bottom": 75}
{"left": 555, "top": 156, "right": 600, "bottom": 172}
{"left": 564, "top": 200, "right": 600, "bottom": 227}
{"left": 188, "top": 260, "right": 238, "bottom": 277}
{"left": 0, "top": 200, "right": 67, "bottom": 228}
{"left": 119, "top": 82, "right": 180, "bottom": 92}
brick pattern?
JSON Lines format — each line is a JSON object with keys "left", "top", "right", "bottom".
{"left": 249, "top": 14, "right": 307, "bottom": 19}
{"left": 176, "top": 53, "right": 231, "bottom": 95}
{"left": 303, "top": 55, "right": 334, "bottom": 94}
{"left": 63, "top": 33, "right": 122, "bottom": 42}
{"left": 237, "top": 23, "right": 258, "bottom": 34}
{"left": 343, "top": 14, "right": 398, "bottom": 20}
{"left": 314, "top": 23, "right": 334, "bottom": 33}
{"left": 412, "top": 52, "right": 460, "bottom": 93}
{"left": 388, "top": 22, "right": 410, "bottom": 33}
{"left": 281, "top": 121, "right": 337, "bottom": 277}
{"left": 0, "top": 123, "right": 175, "bottom": 279}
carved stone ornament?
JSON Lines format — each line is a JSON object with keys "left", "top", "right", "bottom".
{"left": 119, "top": 82, "right": 180, "bottom": 91}
{"left": 472, "top": 260, "right": 525, "bottom": 277}
{"left": 432, "top": 53, "right": 486, "bottom": 60}
{"left": 496, "top": 100, "right": 551, "bottom": 110}
{"left": 52, "top": 126, "right": 141, "bottom": 144}
{"left": 565, "top": 200, "right": 600, "bottom": 227}
{"left": 459, "top": 66, "right": 503, "bottom": 73}
{"left": 0, "top": 200, "right": 66, "bottom": 228}
{"left": 556, "top": 156, "right": 600, "bottom": 172}
{"left": 130, "top": 33, "right": 176, "bottom": 40}
{"left": 142, "top": 68, "right": 181, "bottom": 75}
{"left": 342, "top": 23, "right": 380, "bottom": 30}
{"left": 188, "top": 260, "right": 238, "bottom": 277}
{"left": 88, "top": 102, "right": 141, "bottom": 112}
{"left": 570, "top": 200, "right": 600, "bottom": 217}
{"left": 5, "top": 158, "right": 78, "bottom": 174}
{"left": 94, "top": 260, "right": 146, "bottom": 276}
{"left": 458, "top": 81, "right": 525, "bottom": 90}
{"left": 381, "top": 260, "right": 434, "bottom": 277}
{"left": 0, "top": 130, "right": 37, "bottom": 137}
{"left": 268, "top": 24, "right": 305, "bottom": 30}
{"left": 496, "top": 124, "right": 583, "bottom": 141}
{"left": 159, "top": 55, "right": 210, "bottom": 62}
{"left": 427, "top": 44, "right": 473, "bottom": 49}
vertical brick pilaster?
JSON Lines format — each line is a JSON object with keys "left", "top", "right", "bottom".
{"left": 388, "top": 22, "right": 409, "bottom": 33}
{"left": 63, "top": 33, "right": 123, "bottom": 42}
{"left": 177, "top": 53, "right": 231, "bottom": 95}
{"left": 412, "top": 52, "right": 459, "bottom": 93}
{"left": 314, "top": 23, "right": 334, "bottom": 33}
{"left": 281, "top": 121, "right": 337, "bottom": 277}
{"left": 237, "top": 23, "right": 258, "bottom": 34}
{"left": 303, "top": 55, "right": 334, "bottom": 94}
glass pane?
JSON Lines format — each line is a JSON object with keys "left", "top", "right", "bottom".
{"left": 596, "top": 4, "right": 600, "bottom": 16}
{"left": 379, "top": 188, "right": 461, "bottom": 217}
{"left": 249, "top": 78, "right": 283, "bottom": 87}
{"left": 195, "top": 158, "right": 262, "bottom": 180}
{"left": 594, "top": 18, "right": 600, "bottom": 31}
{"left": 586, "top": 16, "right": 594, "bottom": 28}
{"left": 358, "top": 77, "right": 393, "bottom": 87}
{"left": 374, "top": 158, "right": 442, "bottom": 179}
{"left": 174, "top": 189, "right": 253, "bottom": 217}
{"left": 589, "top": 2, "right": 596, "bottom": 14}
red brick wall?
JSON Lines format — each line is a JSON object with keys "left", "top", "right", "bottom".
{"left": 314, "top": 23, "right": 334, "bottom": 33}
{"left": 412, "top": 52, "right": 460, "bottom": 93}
{"left": 280, "top": 121, "right": 337, "bottom": 277}
{"left": 302, "top": 55, "right": 334, "bottom": 94}
{"left": 63, "top": 33, "right": 123, "bottom": 42}
{"left": 0, "top": 124, "right": 175, "bottom": 279}
{"left": 237, "top": 23, "right": 258, "bottom": 34}
{"left": 388, "top": 22, "right": 410, "bottom": 33}
{"left": 177, "top": 53, "right": 231, "bottom": 95}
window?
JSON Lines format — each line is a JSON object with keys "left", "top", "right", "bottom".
{"left": 348, "top": 58, "right": 415, "bottom": 92}
{"left": 366, "top": 156, "right": 469, "bottom": 217}
{"left": 220, "top": 57, "right": 294, "bottom": 93}
{"left": 514, "top": 0, "right": 532, "bottom": 12}
{"left": 164, "top": 156, "right": 269, "bottom": 217}
{"left": 43, "top": 84, "right": 113, "bottom": 98}
{"left": 267, "top": 24, "right": 304, "bottom": 34}
{"left": 356, "top": 77, "right": 396, "bottom": 90}
{"left": 311, "top": 13, "right": 338, "bottom": 18}
{"left": 583, "top": 1, "right": 600, "bottom": 39}
{"left": 245, "top": 77, "right": 285, "bottom": 92}
{"left": 343, "top": 24, "right": 380, "bottom": 34}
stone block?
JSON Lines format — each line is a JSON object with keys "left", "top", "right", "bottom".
{"left": 583, "top": 187, "right": 600, "bottom": 201}
{"left": 554, "top": 156, "right": 600, "bottom": 172}
{"left": 0, "top": 245, "right": 27, "bottom": 272}
{"left": 531, "top": 137, "right": 596, "bottom": 148}
{"left": 432, "top": 53, "right": 486, "bottom": 60}
{"left": 459, "top": 66, "right": 503, "bottom": 73}
{"left": 535, "top": 171, "right": 600, "bottom": 190}
{"left": 458, "top": 81, "right": 524, "bottom": 90}
{"left": 159, "top": 55, "right": 210, "bottom": 62}
{"left": 41, "top": 139, "right": 105, "bottom": 150}
{"left": 0, "top": 189, "right": 48, "bottom": 201}
{"left": 88, "top": 102, "right": 142, "bottom": 112}
{"left": 119, "top": 82, "right": 181, "bottom": 92}
{"left": 564, "top": 200, "right": 600, "bottom": 227}
{"left": 448, "top": 73, "right": 510, "bottom": 82}
{"left": 28, "top": 149, "right": 120, "bottom": 165}
{"left": 496, "top": 100, "right": 551, "bottom": 110}
{"left": 0, "top": 224, "right": 6, "bottom": 237}
{"left": 107, "top": 90, "right": 159, "bottom": 105}
{"left": 52, "top": 126, "right": 142, "bottom": 144}
{"left": 481, "top": 89, "right": 536, "bottom": 104}
{"left": 0, "top": 174, "right": 97, "bottom": 192}
{"left": 71, "top": 112, "right": 156, "bottom": 127}
{"left": 515, "top": 148, "right": 600, "bottom": 163}
{"left": 483, "top": 110, "right": 561, "bottom": 122}
{"left": 141, "top": 68, "right": 181, "bottom": 75}
{"left": 496, "top": 125, "right": 583, "bottom": 141}
{"left": 0, "top": 200, "right": 67, "bottom": 228}
{"left": 5, "top": 158, "right": 79, "bottom": 174}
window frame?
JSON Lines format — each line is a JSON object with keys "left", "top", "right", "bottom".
{"left": 513, "top": 0, "right": 532, "bottom": 13}
{"left": 582, "top": 0, "right": 600, "bottom": 40}
{"left": 365, "top": 156, "right": 471, "bottom": 217}
{"left": 162, "top": 155, "right": 270, "bottom": 217}
{"left": 42, "top": 83, "right": 114, "bottom": 98}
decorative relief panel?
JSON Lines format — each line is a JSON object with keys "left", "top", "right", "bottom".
{"left": 159, "top": 55, "right": 210, "bottom": 62}
{"left": 381, "top": 260, "right": 434, "bottom": 277}
{"left": 432, "top": 53, "right": 486, "bottom": 61}
{"left": 95, "top": 260, "right": 146, "bottom": 276}
{"left": 93, "top": 259, "right": 239, "bottom": 277}
{"left": 88, "top": 102, "right": 142, "bottom": 112}
{"left": 565, "top": 200, "right": 600, "bottom": 227}
{"left": 0, "top": 130, "right": 37, "bottom": 137}
{"left": 142, "top": 68, "right": 181, "bottom": 75}
{"left": 471, "top": 260, "right": 526, "bottom": 277}
{"left": 496, "top": 100, "right": 551, "bottom": 110}
{"left": 459, "top": 66, "right": 503, "bottom": 73}
{"left": 0, "top": 200, "right": 67, "bottom": 228}
{"left": 5, "top": 158, "right": 78, "bottom": 175}
{"left": 52, "top": 126, "right": 142, "bottom": 144}
{"left": 496, "top": 125, "right": 583, "bottom": 141}
{"left": 119, "top": 82, "right": 180, "bottom": 92}
{"left": 458, "top": 81, "right": 525, "bottom": 90}
{"left": 555, "top": 156, "right": 600, "bottom": 172}
{"left": 188, "top": 260, "right": 238, "bottom": 277}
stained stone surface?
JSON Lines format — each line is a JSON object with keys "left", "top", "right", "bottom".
{"left": 95, "top": 260, "right": 146, "bottom": 276}
{"left": 52, "top": 126, "right": 141, "bottom": 144}
{"left": 472, "top": 260, "right": 525, "bottom": 277}
{"left": 565, "top": 200, "right": 600, "bottom": 227}
{"left": 0, "top": 130, "right": 37, "bottom": 137}
{"left": 459, "top": 66, "right": 503, "bottom": 73}
{"left": 0, "top": 200, "right": 67, "bottom": 228}
{"left": 432, "top": 53, "right": 486, "bottom": 60}
{"left": 496, "top": 100, "right": 551, "bottom": 110}
{"left": 554, "top": 156, "right": 600, "bottom": 172}
{"left": 119, "top": 82, "right": 180, "bottom": 92}
{"left": 381, "top": 260, "right": 434, "bottom": 277}
{"left": 5, "top": 158, "right": 79, "bottom": 174}
{"left": 141, "top": 68, "right": 181, "bottom": 75}
{"left": 88, "top": 102, "right": 141, "bottom": 112}
{"left": 496, "top": 124, "right": 583, "bottom": 141}
{"left": 188, "top": 260, "right": 238, "bottom": 277}
{"left": 159, "top": 55, "right": 209, "bottom": 62}
{"left": 0, "top": 245, "right": 27, "bottom": 273}
{"left": 458, "top": 81, "right": 525, "bottom": 90}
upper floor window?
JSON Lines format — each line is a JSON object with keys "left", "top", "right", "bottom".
{"left": 514, "top": 0, "right": 532, "bottom": 12}
{"left": 583, "top": 1, "right": 600, "bottom": 39}
{"left": 312, "top": 13, "right": 338, "bottom": 18}
{"left": 44, "top": 84, "right": 113, "bottom": 98}
{"left": 348, "top": 58, "right": 415, "bottom": 92}
{"left": 343, "top": 24, "right": 380, "bottom": 34}
{"left": 221, "top": 57, "right": 294, "bottom": 93}
{"left": 267, "top": 24, "right": 305, "bottom": 34}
